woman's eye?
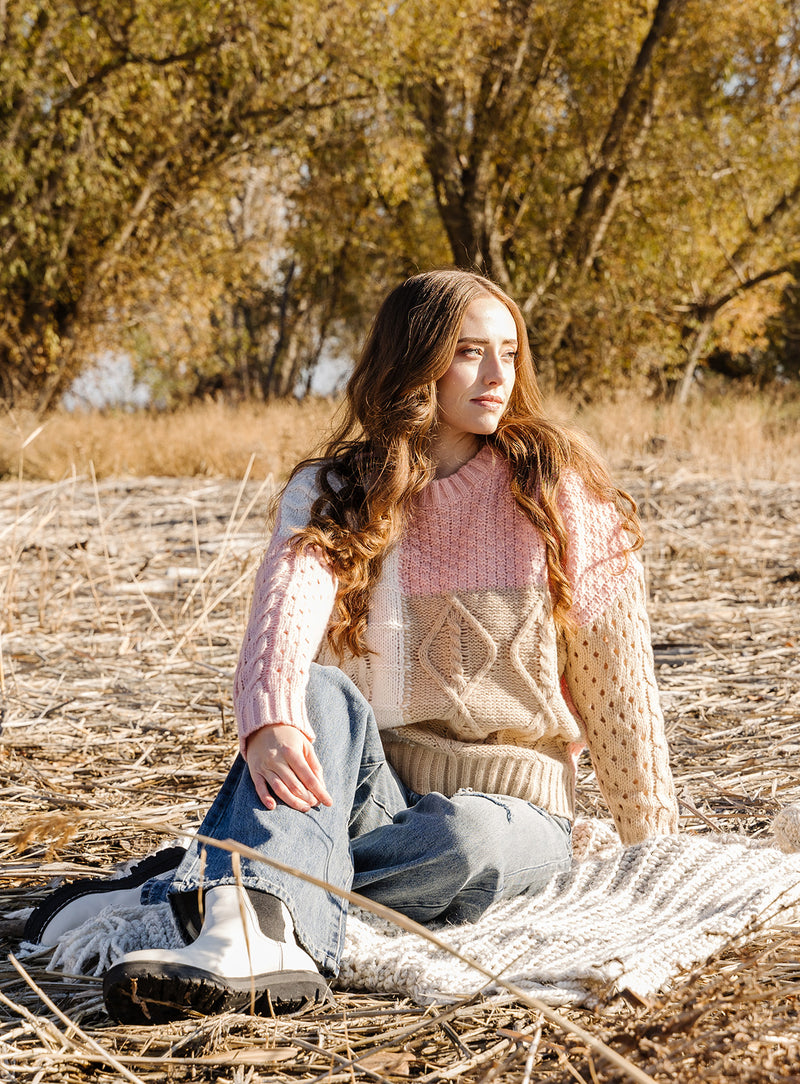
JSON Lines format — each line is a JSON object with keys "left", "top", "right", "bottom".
{"left": 460, "top": 346, "right": 482, "bottom": 358}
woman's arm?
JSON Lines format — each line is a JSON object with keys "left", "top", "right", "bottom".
{"left": 564, "top": 565, "right": 679, "bottom": 844}
{"left": 558, "top": 471, "right": 679, "bottom": 845}
{"left": 234, "top": 470, "right": 338, "bottom": 807}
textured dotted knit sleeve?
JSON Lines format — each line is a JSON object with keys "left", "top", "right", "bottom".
{"left": 234, "top": 469, "right": 338, "bottom": 753}
{"left": 559, "top": 472, "right": 679, "bottom": 845}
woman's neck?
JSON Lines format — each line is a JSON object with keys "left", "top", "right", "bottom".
{"left": 431, "top": 431, "right": 481, "bottom": 479}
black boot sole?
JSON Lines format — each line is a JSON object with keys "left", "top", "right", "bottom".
{"left": 23, "top": 846, "right": 187, "bottom": 945}
{"left": 103, "top": 959, "right": 330, "bottom": 1023}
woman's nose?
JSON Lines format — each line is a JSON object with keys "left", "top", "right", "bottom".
{"left": 482, "top": 351, "right": 504, "bottom": 384}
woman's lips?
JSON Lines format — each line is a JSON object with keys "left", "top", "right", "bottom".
{"left": 471, "top": 395, "right": 504, "bottom": 408}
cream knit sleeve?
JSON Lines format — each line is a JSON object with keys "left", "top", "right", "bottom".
{"left": 234, "top": 468, "right": 338, "bottom": 752}
{"left": 564, "top": 566, "right": 679, "bottom": 845}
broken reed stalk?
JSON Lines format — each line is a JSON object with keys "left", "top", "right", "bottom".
{"left": 89, "top": 460, "right": 124, "bottom": 634}
{"left": 7, "top": 954, "right": 146, "bottom": 1084}
{"left": 230, "top": 851, "right": 258, "bottom": 1016}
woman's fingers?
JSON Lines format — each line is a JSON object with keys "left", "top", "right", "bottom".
{"left": 250, "top": 761, "right": 316, "bottom": 811}
{"left": 245, "top": 723, "right": 333, "bottom": 811}
{"left": 304, "top": 743, "right": 333, "bottom": 806}
{"left": 252, "top": 771, "right": 277, "bottom": 811}
{"left": 281, "top": 741, "right": 331, "bottom": 806}
{"left": 268, "top": 738, "right": 330, "bottom": 807}
{"left": 250, "top": 763, "right": 314, "bottom": 812}
{"left": 264, "top": 770, "right": 317, "bottom": 811}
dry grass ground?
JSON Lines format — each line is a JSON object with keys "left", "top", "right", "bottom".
{"left": 1, "top": 396, "right": 800, "bottom": 1082}
{"left": 0, "top": 399, "right": 340, "bottom": 483}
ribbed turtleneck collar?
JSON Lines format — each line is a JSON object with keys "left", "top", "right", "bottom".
{"left": 418, "top": 444, "right": 499, "bottom": 511}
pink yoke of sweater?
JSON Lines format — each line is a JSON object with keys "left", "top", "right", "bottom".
{"left": 399, "top": 445, "right": 630, "bottom": 615}
{"left": 398, "top": 448, "right": 541, "bottom": 596}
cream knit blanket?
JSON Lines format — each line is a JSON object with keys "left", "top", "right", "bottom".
{"left": 47, "top": 818, "right": 800, "bottom": 1008}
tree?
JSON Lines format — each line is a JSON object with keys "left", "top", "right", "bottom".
{"left": 0, "top": 0, "right": 368, "bottom": 410}
{"left": 7, "top": 0, "right": 800, "bottom": 408}
{"left": 762, "top": 268, "right": 800, "bottom": 382}
{"left": 116, "top": 91, "right": 449, "bottom": 404}
{"left": 382, "top": 0, "right": 800, "bottom": 390}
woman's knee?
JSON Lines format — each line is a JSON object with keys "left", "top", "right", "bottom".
{"left": 303, "top": 664, "right": 386, "bottom": 781}
{"left": 408, "top": 791, "right": 513, "bottom": 882}
{"left": 445, "top": 791, "right": 571, "bottom": 877}
{"left": 446, "top": 792, "right": 515, "bottom": 868}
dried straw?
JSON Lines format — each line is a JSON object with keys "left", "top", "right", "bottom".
{"left": 1, "top": 460, "right": 799, "bottom": 1082}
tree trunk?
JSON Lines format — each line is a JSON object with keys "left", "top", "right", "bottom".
{"left": 676, "top": 319, "right": 714, "bottom": 404}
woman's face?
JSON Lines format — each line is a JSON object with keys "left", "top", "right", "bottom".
{"left": 433, "top": 296, "right": 517, "bottom": 469}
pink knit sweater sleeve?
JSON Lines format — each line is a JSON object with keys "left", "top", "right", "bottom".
{"left": 234, "top": 468, "right": 338, "bottom": 753}
{"left": 557, "top": 469, "right": 632, "bottom": 627}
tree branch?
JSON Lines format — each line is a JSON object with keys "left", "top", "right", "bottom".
{"left": 559, "top": 0, "right": 688, "bottom": 266}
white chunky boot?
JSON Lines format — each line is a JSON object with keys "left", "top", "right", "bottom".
{"left": 103, "top": 886, "right": 328, "bottom": 1023}
{"left": 24, "top": 847, "right": 186, "bottom": 947}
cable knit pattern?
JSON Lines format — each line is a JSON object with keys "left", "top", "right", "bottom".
{"left": 234, "top": 468, "right": 337, "bottom": 749}
{"left": 235, "top": 446, "right": 679, "bottom": 839}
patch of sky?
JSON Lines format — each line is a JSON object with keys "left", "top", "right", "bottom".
{"left": 300, "top": 340, "right": 352, "bottom": 397}
{"left": 62, "top": 345, "right": 352, "bottom": 409}
{"left": 62, "top": 351, "right": 151, "bottom": 410}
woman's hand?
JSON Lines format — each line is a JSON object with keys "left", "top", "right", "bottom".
{"left": 245, "top": 724, "right": 333, "bottom": 812}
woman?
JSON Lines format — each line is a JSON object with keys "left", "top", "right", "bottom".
{"left": 26, "top": 269, "right": 679, "bottom": 1023}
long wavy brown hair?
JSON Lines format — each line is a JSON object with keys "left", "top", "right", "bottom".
{"left": 287, "top": 269, "right": 642, "bottom": 658}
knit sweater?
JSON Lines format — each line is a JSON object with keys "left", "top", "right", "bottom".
{"left": 234, "top": 445, "right": 679, "bottom": 845}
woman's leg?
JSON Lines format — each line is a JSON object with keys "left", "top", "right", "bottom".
{"left": 140, "top": 663, "right": 407, "bottom": 972}
{"left": 104, "top": 663, "right": 571, "bottom": 1021}
{"left": 104, "top": 664, "right": 406, "bottom": 1022}
{"left": 23, "top": 847, "right": 186, "bottom": 947}
{"left": 352, "top": 791, "right": 572, "bottom": 923}
{"left": 138, "top": 676, "right": 571, "bottom": 965}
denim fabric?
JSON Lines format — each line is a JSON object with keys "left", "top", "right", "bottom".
{"left": 142, "top": 664, "right": 572, "bottom": 974}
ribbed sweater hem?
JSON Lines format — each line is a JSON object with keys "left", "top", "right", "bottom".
{"left": 381, "top": 730, "right": 575, "bottom": 821}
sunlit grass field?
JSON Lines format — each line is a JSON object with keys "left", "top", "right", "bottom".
{"left": 1, "top": 388, "right": 798, "bottom": 483}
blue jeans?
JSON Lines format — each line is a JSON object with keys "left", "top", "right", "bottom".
{"left": 142, "top": 664, "right": 572, "bottom": 974}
